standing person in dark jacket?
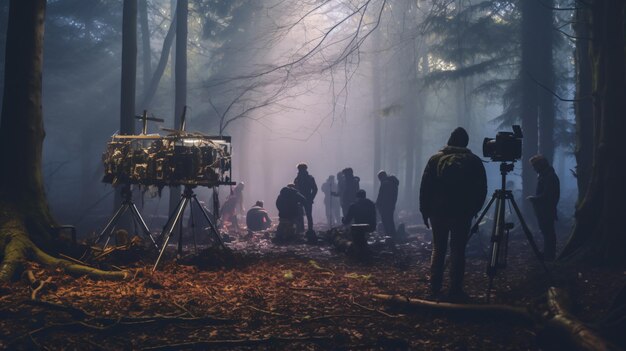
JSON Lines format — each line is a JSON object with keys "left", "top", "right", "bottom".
{"left": 342, "top": 190, "right": 377, "bottom": 232}
{"left": 339, "top": 168, "right": 360, "bottom": 217}
{"left": 419, "top": 127, "right": 487, "bottom": 300}
{"left": 527, "top": 155, "right": 560, "bottom": 261}
{"left": 294, "top": 163, "right": 318, "bottom": 233}
{"left": 376, "top": 170, "right": 399, "bottom": 241}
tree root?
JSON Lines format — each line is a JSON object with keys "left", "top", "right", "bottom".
{"left": 24, "top": 270, "right": 52, "bottom": 300}
{"left": 0, "top": 215, "right": 128, "bottom": 282}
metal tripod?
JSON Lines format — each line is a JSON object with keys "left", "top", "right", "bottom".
{"left": 470, "top": 162, "right": 550, "bottom": 302}
{"left": 93, "top": 185, "right": 159, "bottom": 251}
{"left": 153, "top": 185, "right": 226, "bottom": 271}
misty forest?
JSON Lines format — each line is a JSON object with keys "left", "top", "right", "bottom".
{"left": 1, "top": 0, "right": 625, "bottom": 349}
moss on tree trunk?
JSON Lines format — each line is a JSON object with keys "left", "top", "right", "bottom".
{"left": 0, "top": 0, "right": 126, "bottom": 282}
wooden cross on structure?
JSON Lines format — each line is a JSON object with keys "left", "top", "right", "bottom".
{"left": 135, "top": 110, "right": 164, "bottom": 134}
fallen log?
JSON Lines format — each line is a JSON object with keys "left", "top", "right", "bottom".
{"left": 374, "top": 288, "right": 620, "bottom": 351}
{"left": 372, "top": 293, "right": 535, "bottom": 324}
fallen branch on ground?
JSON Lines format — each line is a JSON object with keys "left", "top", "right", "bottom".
{"left": 374, "top": 288, "right": 619, "bottom": 351}
{"left": 372, "top": 293, "right": 534, "bottom": 324}
{"left": 140, "top": 336, "right": 334, "bottom": 351}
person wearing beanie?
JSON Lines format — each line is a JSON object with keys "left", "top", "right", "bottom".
{"left": 419, "top": 127, "right": 487, "bottom": 302}
{"left": 376, "top": 170, "right": 400, "bottom": 244}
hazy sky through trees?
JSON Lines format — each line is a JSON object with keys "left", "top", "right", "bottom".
{"left": 0, "top": 0, "right": 578, "bottom": 234}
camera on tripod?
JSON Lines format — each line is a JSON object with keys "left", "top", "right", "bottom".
{"left": 482, "top": 125, "right": 523, "bottom": 162}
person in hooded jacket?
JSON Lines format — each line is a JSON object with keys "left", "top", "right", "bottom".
{"left": 376, "top": 170, "right": 399, "bottom": 242}
{"left": 419, "top": 127, "right": 487, "bottom": 301}
{"left": 527, "top": 154, "right": 560, "bottom": 261}
{"left": 294, "top": 163, "right": 318, "bottom": 233}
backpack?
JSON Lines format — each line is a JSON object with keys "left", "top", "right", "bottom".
{"left": 435, "top": 151, "right": 473, "bottom": 206}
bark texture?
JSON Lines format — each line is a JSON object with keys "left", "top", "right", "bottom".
{"left": 562, "top": 0, "right": 626, "bottom": 265}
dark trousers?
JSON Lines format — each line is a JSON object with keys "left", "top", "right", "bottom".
{"left": 378, "top": 207, "right": 396, "bottom": 238}
{"left": 304, "top": 202, "right": 313, "bottom": 231}
{"left": 299, "top": 202, "right": 313, "bottom": 232}
{"left": 537, "top": 214, "right": 556, "bottom": 260}
{"left": 430, "top": 216, "right": 472, "bottom": 294}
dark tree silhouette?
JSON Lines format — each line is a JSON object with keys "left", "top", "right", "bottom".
{"left": 520, "top": 0, "right": 554, "bottom": 208}
{"left": 120, "top": 0, "right": 137, "bottom": 137}
{"left": 573, "top": 5, "right": 593, "bottom": 204}
{"left": 562, "top": 0, "right": 626, "bottom": 265}
{"left": 169, "top": 0, "right": 188, "bottom": 213}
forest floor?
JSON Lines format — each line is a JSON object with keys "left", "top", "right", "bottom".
{"left": 0, "top": 222, "right": 624, "bottom": 350}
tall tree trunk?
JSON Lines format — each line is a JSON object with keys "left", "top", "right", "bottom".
{"left": 120, "top": 0, "right": 137, "bottom": 136}
{"left": 537, "top": 0, "right": 555, "bottom": 163}
{"left": 116, "top": 0, "right": 138, "bottom": 209}
{"left": 372, "top": 28, "right": 382, "bottom": 196}
{"left": 520, "top": 0, "right": 540, "bottom": 213}
{"left": 0, "top": 0, "right": 126, "bottom": 281}
{"left": 169, "top": 0, "right": 187, "bottom": 214}
{"left": 401, "top": 0, "right": 416, "bottom": 209}
{"left": 561, "top": 0, "right": 626, "bottom": 265}
{"left": 139, "top": 0, "right": 151, "bottom": 98}
{"left": 140, "top": 13, "right": 176, "bottom": 110}
{"left": 0, "top": 0, "right": 53, "bottom": 240}
{"left": 573, "top": 6, "right": 593, "bottom": 205}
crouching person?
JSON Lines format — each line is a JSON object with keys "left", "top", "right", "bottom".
{"left": 246, "top": 201, "right": 272, "bottom": 237}
{"left": 274, "top": 184, "right": 306, "bottom": 243}
{"left": 342, "top": 190, "right": 377, "bottom": 255}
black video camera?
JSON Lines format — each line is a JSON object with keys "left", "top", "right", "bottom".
{"left": 482, "top": 125, "right": 523, "bottom": 162}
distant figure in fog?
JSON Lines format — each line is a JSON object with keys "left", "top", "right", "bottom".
{"left": 342, "top": 189, "right": 377, "bottom": 232}
{"left": 335, "top": 171, "right": 345, "bottom": 217}
{"left": 527, "top": 155, "right": 560, "bottom": 261}
{"left": 376, "top": 170, "right": 399, "bottom": 242}
{"left": 246, "top": 201, "right": 272, "bottom": 234}
{"left": 321, "top": 175, "right": 340, "bottom": 226}
{"left": 294, "top": 163, "right": 318, "bottom": 233}
{"left": 221, "top": 182, "right": 245, "bottom": 232}
{"left": 337, "top": 168, "right": 360, "bottom": 217}
{"left": 419, "top": 127, "right": 487, "bottom": 301}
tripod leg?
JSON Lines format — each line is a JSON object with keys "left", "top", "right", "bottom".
{"left": 189, "top": 201, "right": 198, "bottom": 254}
{"left": 488, "top": 196, "right": 506, "bottom": 276}
{"left": 177, "top": 216, "right": 184, "bottom": 256}
{"left": 129, "top": 203, "right": 159, "bottom": 249}
{"left": 153, "top": 197, "right": 189, "bottom": 271}
{"left": 192, "top": 195, "right": 226, "bottom": 249}
{"left": 470, "top": 194, "right": 496, "bottom": 238}
{"left": 486, "top": 196, "right": 506, "bottom": 302}
{"left": 94, "top": 204, "right": 129, "bottom": 244}
{"left": 508, "top": 197, "right": 551, "bottom": 275}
